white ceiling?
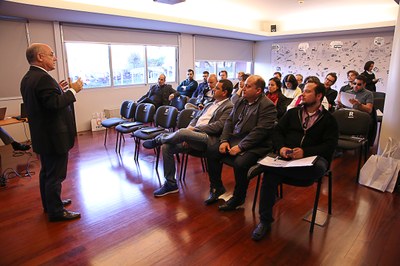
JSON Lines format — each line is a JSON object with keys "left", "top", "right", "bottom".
{"left": 0, "top": 0, "right": 398, "bottom": 40}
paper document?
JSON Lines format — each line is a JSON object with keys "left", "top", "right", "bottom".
{"left": 340, "top": 92, "right": 356, "bottom": 108}
{"left": 258, "top": 155, "right": 317, "bottom": 168}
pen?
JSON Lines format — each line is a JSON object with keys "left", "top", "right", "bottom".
{"left": 274, "top": 156, "right": 279, "bottom": 161}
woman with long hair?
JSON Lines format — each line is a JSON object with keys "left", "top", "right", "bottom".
{"left": 281, "top": 74, "right": 302, "bottom": 99}
{"left": 266, "top": 77, "right": 289, "bottom": 119}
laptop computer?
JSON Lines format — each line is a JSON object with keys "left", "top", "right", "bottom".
{"left": 0, "top": 107, "right": 6, "bottom": 120}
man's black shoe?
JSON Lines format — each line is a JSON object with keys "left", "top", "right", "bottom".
{"left": 247, "top": 164, "right": 264, "bottom": 180}
{"left": 11, "top": 141, "right": 31, "bottom": 151}
{"left": 252, "top": 222, "right": 271, "bottom": 241}
{"left": 143, "top": 136, "right": 162, "bottom": 149}
{"left": 44, "top": 199, "right": 72, "bottom": 213}
{"left": 62, "top": 199, "right": 72, "bottom": 206}
{"left": 48, "top": 210, "right": 81, "bottom": 222}
{"left": 204, "top": 187, "right": 226, "bottom": 205}
{"left": 218, "top": 197, "right": 244, "bottom": 211}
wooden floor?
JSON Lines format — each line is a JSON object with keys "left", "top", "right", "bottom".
{"left": 1, "top": 130, "right": 399, "bottom": 265}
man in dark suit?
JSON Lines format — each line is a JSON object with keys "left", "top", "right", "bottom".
{"left": 142, "top": 79, "right": 234, "bottom": 197}
{"left": 206, "top": 75, "right": 277, "bottom": 210}
{"left": 20, "top": 43, "right": 83, "bottom": 222}
{"left": 137, "top": 74, "right": 176, "bottom": 109}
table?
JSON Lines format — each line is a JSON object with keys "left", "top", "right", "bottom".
{"left": 0, "top": 117, "right": 27, "bottom": 127}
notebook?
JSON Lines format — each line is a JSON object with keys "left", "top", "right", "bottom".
{"left": 0, "top": 107, "right": 6, "bottom": 120}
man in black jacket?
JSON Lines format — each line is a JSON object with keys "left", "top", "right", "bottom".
{"left": 251, "top": 78, "right": 338, "bottom": 241}
{"left": 206, "top": 75, "right": 277, "bottom": 210}
{"left": 137, "top": 74, "right": 176, "bottom": 109}
{"left": 20, "top": 43, "right": 83, "bottom": 222}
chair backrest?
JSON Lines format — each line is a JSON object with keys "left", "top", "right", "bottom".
{"left": 176, "top": 109, "right": 199, "bottom": 129}
{"left": 170, "top": 95, "right": 188, "bottom": 111}
{"left": 373, "top": 91, "right": 385, "bottom": 100}
{"left": 135, "top": 103, "right": 156, "bottom": 123}
{"left": 154, "top": 105, "right": 178, "bottom": 129}
{"left": 120, "top": 100, "right": 136, "bottom": 119}
{"left": 333, "top": 109, "right": 371, "bottom": 136}
{"left": 373, "top": 97, "right": 385, "bottom": 112}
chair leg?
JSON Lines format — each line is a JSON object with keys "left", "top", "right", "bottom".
{"left": 115, "top": 132, "right": 120, "bottom": 153}
{"left": 252, "top": 174, "right": 261, "bottom": 212}
{"left": 328, "top": 171, "right": 332, "bottom": 214}
{"left": 356, "top": 146, "right": 363, "bottom": 183}
{"left": 310, "top": 179, "right": 322, "bottom": 233}
{"left": 179, "top": 153, "right": 187, "bottom": 182}
{"left": 104, "top": 128, "right": 108, "bottom": 146}
{"left": 155, "top": 147, "right": 161, "bottom": 170}
{"left": 183, "top": 153, "right": 190, "bottom": 182}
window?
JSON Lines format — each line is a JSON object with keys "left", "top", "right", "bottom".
{"left": 65, "top": 43, "right": 111, "bottom": 88}
{"left": 65, "top": 42, "right": 177, "bottom": 88}
{"left": 195, "top": 60, "right": 252, "bottom": 80}
{"left": 111, "top": 45, "right": 145, "bottom": 86}
{"left": 147, "top": 46, "right": 176, "bottom": 84}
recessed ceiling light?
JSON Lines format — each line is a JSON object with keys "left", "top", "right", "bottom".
{"left": 298, "top": 0, "right": 305, "bottom": 4}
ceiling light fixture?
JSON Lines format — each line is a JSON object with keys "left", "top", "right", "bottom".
{"left": 153, "top": 0, "right": 186, "bottom": 4}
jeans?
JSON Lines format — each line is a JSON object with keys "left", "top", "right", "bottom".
{"left": 161, "top": 128, "right": 208, "bottom": 185}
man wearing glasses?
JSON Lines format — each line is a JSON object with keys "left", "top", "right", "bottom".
{"left": 341, "top": 75, "right": 373, "bottom": 114}
{"left": 251, "top": 78, "right": 338, "bottom": 241}
{"left": 205, "top": 75, "right": 277, "bottom": 211}
{"left": 323, "top": 72, "right": 338, "bottom": 112}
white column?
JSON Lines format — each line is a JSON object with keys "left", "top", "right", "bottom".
{"left": 378, "top": 6, "right": 400, "bottom": 158}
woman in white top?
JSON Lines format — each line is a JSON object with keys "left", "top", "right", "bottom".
{"left": 281, "top": 74, "right": 302, "bottom": 99}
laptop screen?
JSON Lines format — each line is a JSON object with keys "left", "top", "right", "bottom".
{"left": 0, "top": 107, "right": 6, "bottom": 120}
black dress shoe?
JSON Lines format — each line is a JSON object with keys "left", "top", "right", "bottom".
{"left": 48, "top": 210, "right": 81, "bottom": 222}
{"left": 43, "top": 199, "right": 72, "bottom": 213}
{"left": 204, "top": 187, "right": 226, "bottom": 205}
{"left": 143, "top": 136, "right": 162, "bottom": 149}
{"left": 218, "top": 197, "right": 244, "bottom": 211}
{"left": 62, "top": 199, "right": 72, "bottom": 206}
{"left": 252, "top": 222, "right": 271, "bottom": 241}
{"left": 11, "top": 141, "right": 31, "bottom": 151}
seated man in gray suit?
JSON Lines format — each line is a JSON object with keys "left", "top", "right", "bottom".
{"left": 142, "top": 79, "right": 234, "bottom": 197}
{"left": 206, "top": 75, "right": 277, "bottom": 210}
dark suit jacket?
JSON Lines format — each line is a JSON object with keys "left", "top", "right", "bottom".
{"left": 20, "top": 66, "right": 77, "bottom": 155}
{"left": 220, "top": 95, "right": 277, "bottom": 156}
{"left": 189, "top": 99, "right": 233, "bottom": 145}
{"left": 137, "top": 84, "right": 176, "bottom": 108}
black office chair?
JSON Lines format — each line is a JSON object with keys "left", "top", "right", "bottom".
{"left": 247, "top": 159, "right": 333, "bottom": 233}
{"left": 115, "top": 103, "right": 155, "bottom": 153}
{"left": 101, "top": 100, "right": 136, "bottom": 146}
{"left": 170, "top": 95, "right": 188, "bottom": 111}
{"left": 133, "top": 105, "right": 178, "bottom": 168}
{"left": 333, "top": 109, "right": 371, "bottom": 182}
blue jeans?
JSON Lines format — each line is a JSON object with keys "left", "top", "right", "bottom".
{"left": 160, "top": 129, "right": 209, "bottom": 185}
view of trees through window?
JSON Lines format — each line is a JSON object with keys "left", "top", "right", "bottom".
{"left": 195, "top": 61, "right": 252, "bottom": 81}
{"left": 65, "top": 42, "right": 177, "bottom": 89}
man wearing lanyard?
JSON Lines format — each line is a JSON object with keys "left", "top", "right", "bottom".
{"left": 251, "top": 79, "right": 338, "bottom": 241}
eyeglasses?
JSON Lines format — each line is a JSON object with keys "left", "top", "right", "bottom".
{"left": 325, "top": 78, "right": 335, "bottom": 83}
{"left": 352, "top": 82, "right": 363, "bottom": 86}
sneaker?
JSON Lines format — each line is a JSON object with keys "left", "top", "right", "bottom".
{"left": 11, "top": 141, "right": 31, "bottom": 151}
{"left": 154, "top": 183, "right": 179, "bottom": 197}
{"left": 143, "top": 136, "right": 162, "bottom": 149}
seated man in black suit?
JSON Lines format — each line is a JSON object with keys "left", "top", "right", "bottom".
{"left": 251, "top": 78, "right": 338, "bottom": 241}
{"left": 137, "top": 74, "right": 176, "bottom": 109}
{"left": 142, "top": 79, "right": 234, "bottom": 197}
{"left": 185, "top": 72, "right": 214, "bottom": 110}
{"left": 205, "top": 75, "right": 277, "bottom": 210}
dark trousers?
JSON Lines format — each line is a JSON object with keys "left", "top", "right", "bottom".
{"left": 207, "top": 142, "right": 260, "bottom": 202}
{"left": 259, "top": 157, "right": 328, "bottom": 224}
{"left": 39, "top": 153, "right": 68, "bottom": 216}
